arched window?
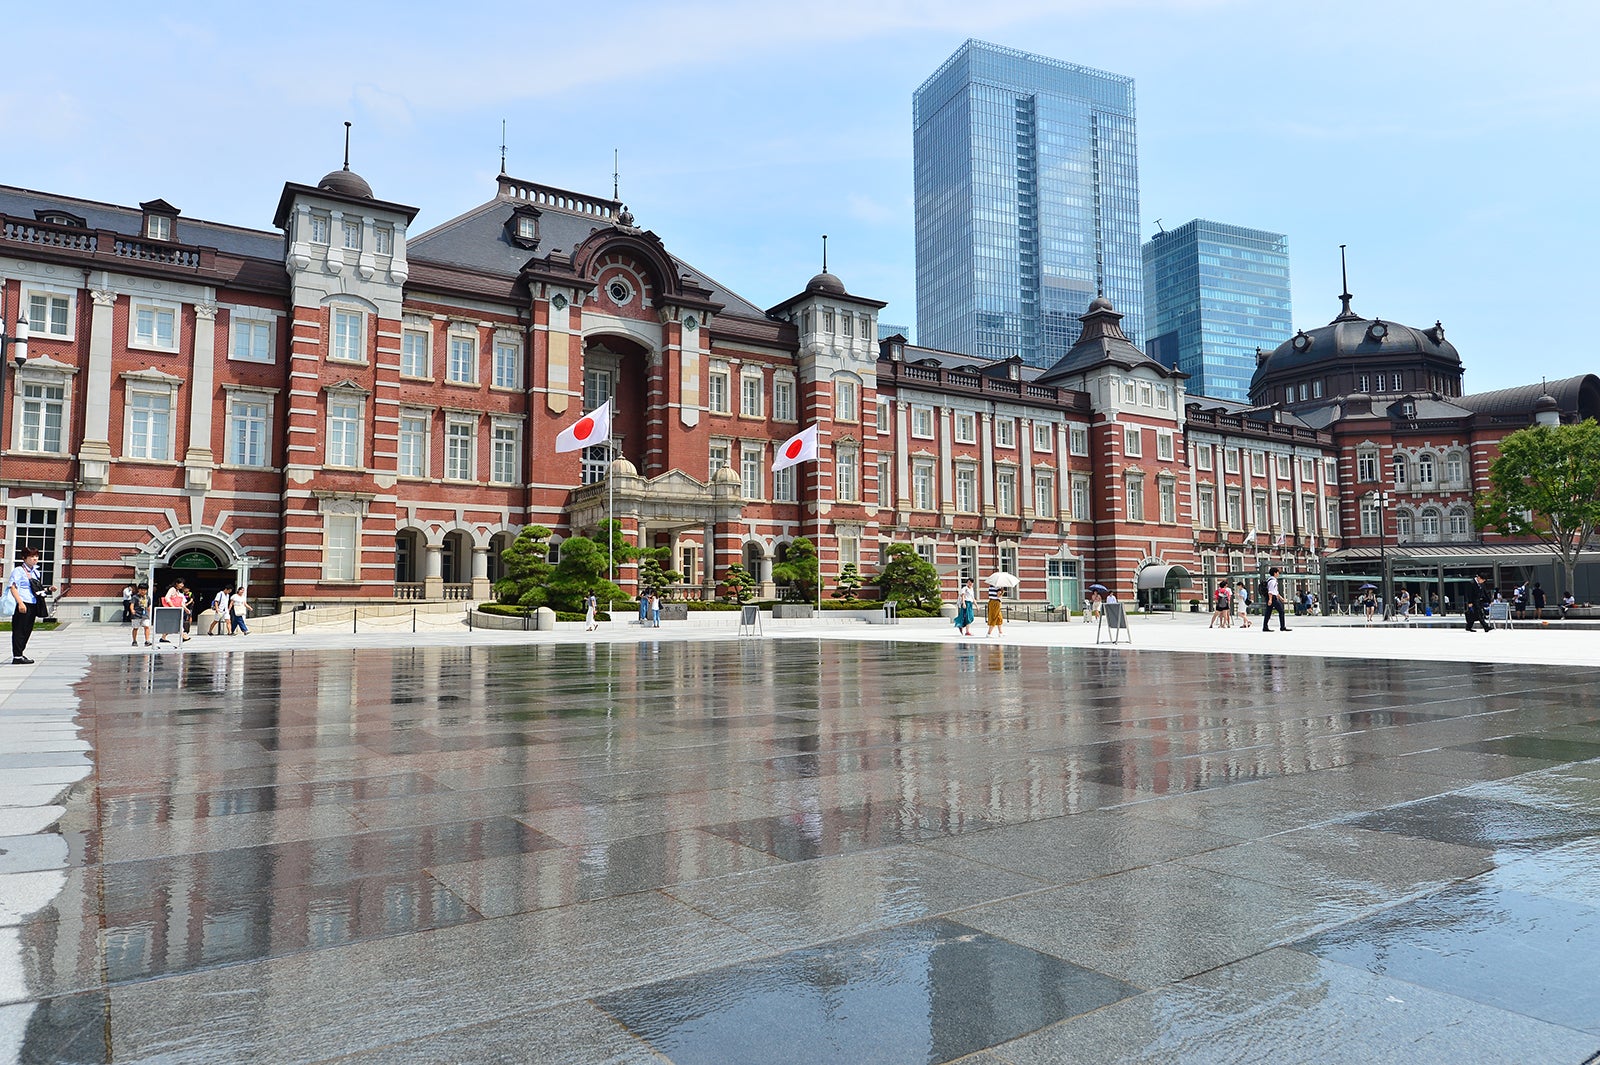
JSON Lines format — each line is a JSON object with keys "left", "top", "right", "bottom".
{"left": 1417, "top": 452, "right": 1436, "bottom": 484}
{"left": 1446, "top": 450, "right": 1466, "bottom": 485}
{"left": 1419, "top": 507, "right": 1442, "bottom": 541}
{"left": 1448, "top": 507, "right": 1472, "bottom": 539}
{"left": 1392, "top": 454, "right": 1408, "bottom": 487}
{"left": 1394, "top": 510, "right": 1413, "bottom": 542}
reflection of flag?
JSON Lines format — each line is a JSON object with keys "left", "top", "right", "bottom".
{"left": 772, "top": 424, "right": 819, "bottom": 473}
{"left": 556, "top": 400, "right": 611, "bottom": 453}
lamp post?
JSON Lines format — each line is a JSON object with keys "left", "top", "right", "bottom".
{"left": 1371, "top": 489, "right": 1391, "bottom": 619}
{"left": 0, "top": 316, "right": 30, "bottom": 541}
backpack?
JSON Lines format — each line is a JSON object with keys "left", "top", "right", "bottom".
{"left": 1258, "top": 577, "right": 1270, "bottom": 601}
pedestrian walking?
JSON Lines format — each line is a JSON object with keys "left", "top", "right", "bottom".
{"left": 584, "top": 592, "right": 598, "bottom": 631}
{"left": 1464, "top": 574, "right": 1493, "bottom": 633}
{"left": 229, "top": 588, "right": 251, "bottom": 635}
{"left": 953, "top": 578, "right": 976, "bottom": 636}
{"left": 1210, "top": 581, "right": 1231, "bottom": 628}
{"left": 1234, "top": 582, "right": 1252, "bottom": 628}
{"left": 1531, "top": 582, "right": 1547, "bottom": 620}
{"left": 129, "top": 584, "right": 153, "bottom": 646}
{"left": 1261, "top": 567, "right": 1289, "bottom": 632}
{"left": 208, "top": 587, "right": 231, "bottom": 635}
{"left": 985, "top": 582, "right": 1004, "bottom": 637}
{"left": 8, "top": 547, "right": 51, "bottom": 665}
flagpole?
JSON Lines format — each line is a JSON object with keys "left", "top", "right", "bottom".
{"left": 607, "top": 428, "right": 615, "bottom": 592}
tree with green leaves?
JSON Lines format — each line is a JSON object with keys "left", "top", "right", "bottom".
{"left": 720, "top": 563, "right": 756, "bottom": 603}
{"left": 771, "top": 537, "right": 818, "bottom": 602}
{"left": 493, "top": 525, "right": 554, "bottom": 608}
{"left": 634, "top": 547, "right": 682, "bottom": 600}
{"left": 543, "top": 535, "right": 626, "bottom": 613}
{"left": 874, "top": 543, "right": 942, "bottom": 610}
{"left": 1475, "top": 419, "right": 1600, "bottom": 596}
{"left": 833, "top": 562, "right": 864, "bottom": 600}
{"left": 591, "top": 518, "right": 638, "bottom": 581}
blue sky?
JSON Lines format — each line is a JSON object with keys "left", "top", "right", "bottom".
{"left": 5, "top": 1, "right": 1595, "bottom": 392}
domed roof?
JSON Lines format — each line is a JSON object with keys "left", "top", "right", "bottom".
{"left": 712, "top": 463, "right": 741, "bottom": 485}
{"left": 1534, "top": 392, "right": 1560, "bottom": 414}
{"left": 608, "top": 455, "right": 639, "bottom": 478}
{"left": 1086, "top": 295, "right": 1115, "bottom": 313}
{"left": 317, "top": 167, "right": 374, "bottom": 200}
{"left": 1252, "top": 297, "right": 1460, "bottom": 389}
{"left": 805, "top": 271, "right": 847, "bottom": 296}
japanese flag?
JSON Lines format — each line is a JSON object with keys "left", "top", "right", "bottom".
{"left": 772, "top": 424, "right": 819, "bottom": 473}
{"left": 556, "top": 400, "right": 611, "bottom": 453}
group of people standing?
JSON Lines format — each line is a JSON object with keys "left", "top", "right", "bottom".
{"left": 1208, "top": 580, "right": 1254, "bottom": 629}
{"left": 120, "top": 580, "right": 250, "bottom": 645}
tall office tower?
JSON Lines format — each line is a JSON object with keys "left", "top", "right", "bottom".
{"left": 914, "top": 39, "right": 1143, "bottom": 368}
{"left": 1142, "top": 219, "right": 1292, "bottom": 401}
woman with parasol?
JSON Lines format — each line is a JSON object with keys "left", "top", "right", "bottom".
{"left": 985, "top": 570, "right": 1017, "bottom": 636}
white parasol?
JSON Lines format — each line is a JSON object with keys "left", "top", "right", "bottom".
{"left": 985, "top": 571, "right": 1020, "bottom": 589}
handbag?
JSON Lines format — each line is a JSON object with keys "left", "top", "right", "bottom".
{"left": 0, "top": 590, "right": 14, "bottom": 619}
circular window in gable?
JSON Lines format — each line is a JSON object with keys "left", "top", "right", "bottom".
{"left": 606, "top": 279, "right": 633, "bottom": 306}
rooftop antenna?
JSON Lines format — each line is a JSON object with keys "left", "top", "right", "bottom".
{"left": 342, "top": 121, "right": 352, "bottom": 171}
{"left": 1154, "top": 218, "right": 1165, "bottom": 235}
{"left": 500, "top": 120, "right": 507, "bottom": 175}
{"left": 1338, "top": 243, "right": 1355, "bottom": 317}
{"left": 822, "top": 234, "right": 828, "bottom": 273}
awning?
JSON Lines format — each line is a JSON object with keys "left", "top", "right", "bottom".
{"left": 1136, "top": 563, "right": 1193, "bottom": 590}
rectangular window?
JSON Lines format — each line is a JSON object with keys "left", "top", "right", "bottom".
{"left": 492, "top": 339, "right": 521, "bottom": 390}
{"left": 835, "top": 448, "right": 858, "bottom": 502}
{"left": 1276, "top": 454, "right": 1291, "bottom": 479}
{"left": 742, "top": 445, "right": 764, "bottom": 500}
{"left": 1159, "top": 479, "right": 1177, "bottom": 524}
{"left": 1325, "top": 458, "right": 1339, "bottom": 485}
{"left": 834, "top": 379, "right": 859, "bottom": 422}
{"left": 1360, "top": 501, "right": 1381, "bottom": 537}
{"left": 26, "top": 291, "right": 72, "bottom": 339}
{"left": 995, "top": 469, "right": 1016, "bottom": 514}
{"left": 128, "top": 391, "right": 172, "bottom": 460}
{"left": 19, "top": 383, "right": 65, "bottom": 453}
{"left": 1195, "top": 445, "right": 1213, "bottom": 471}
{"left": 839, "top": 535, "right": 859, "bottom": 567}
{"left": 1357, "top": 450, "right": 1378, "bottom": 482}
{"left": 310, "top": 215, "right": 330, "bottom": 244}
{"left": 226, "top": 395, "right": 269, "bottom": 467}
{"left": 447, "top": 332, "right": 476, "bottom": 383}
{"left": 912, "top": 463, "right": 934, "bottom": 510}
{"left": 328, "top": 309, "right": 364, "bottom": 363}
{"left": 1123, "top": 380, "right": 1137, "bottom": 404}
{"left": 773, "top": 465, "right": 796, "bottom": 503}
{"left": 1198, "top": 485, "right": 1216, "bottom": 528}
{"left": 708, "top": 367, "right": 730, "bottom": 413}
{"left": 1226, "top": 490, "right": 1242, "bottom": 531}
{"left": 1157, "top": 432, "right": 1174, "bottom": 461}
{"left": 445, "top": 419, "right": 475, "bottom": 480}
{"left": 1139, "top": 382, "right": 1153, "bottom": 406}
{"left": 773, "top": 378, "right": 796, "bottom": 422}
{"left": 324, "top": 515, "right": 358, "bottom": 582}
{"left": 874, "top": 398, "right": 890, "bottom": 433}
{"left": 230, "top": 318, "right": 273, "bottom": 363}
{"left": 146, "top": 215, "right": 171, "bottom": 241}
{"left": 342, "top": 220, "right": 361, "bottom": 250}
{"left": 398, "top": 413, "right": 428, "bottom": 478}
{"left": 1327, "top": 500, "right": 1341, "bottom": 537}
{"left": 491, "top": 423, "right": 519, "bottom": 484}
{"left": 1071, "top": 476, "right": 1090, "bottom": 521}
{"left": 1069, "top": 425, "right": 1089, "bottom": 456}
{"left": 1157, "top": 386, "right": 1170, "bottom": 410}
{"left": 994, "top": 419, "right": 1015, "bottom": 449}
{"left": 401, "top": 328, "right": 430, "bottom": 378}
{"left": 1254, "top": 495, "right": 1270, "bottom": 532}
{"left": 1303, "top": 497, "right": 1318, "bottom": 538}
{"left": 956, "top": 466, "right": 976, "bottom": 512}
{"left": 10, "top": 507, "right": 59, "bottom": 586}
{"left": 958, "top": 544, "right": 978, "bottom": 582}
{"left": 741, "top": 373, "right": 763, "bottom": 418}
{"left": 953, "top": 411, "right": 976, "bottom": 444}
{"left": 1251, "top": 451, "right": 1266, "bottom": 477}
{"left": 133, "top": 304, "right": 177, "bottom": 350}
{"left": 841, "top": 314, "right": 853, "bottom": 338}
{"left": 1223, "top": 448, "right": 1239, "bottom": 474}
{"left": 911, "top": 406, "right": 934, "bottom": 438}
{"left": 1034, "top": 471, "right": 1055, "bottom": 516}
{"left": 374, "top": 226, "right": 393, "bottom": 255}
{"left": 1300, "top": 457, "right": 1316, "bottom": 482}
{"left": 877, "top": 455, "right": 892, "bottom": 505}
{"left": 1123, "top": 426, "right": 1142, "bottom": 457}
{"left": 709, "top": 441, "right": 730, "bottom": 476}
{"left": 998, "top": 547, "right": 1018, "bottom": 586}
{"left": 326, "top": 397, "right": 362, "bottom": 467}
{"left": 1278, "top": 492, "right": 1294, "bottom": 530}
{"left": 1358, "top": 374, "right": 1370, "bottom": 393}
{"left": 584, "top": 367, "right": 615, "bottom": 411}
{"left": 1126, "top": 476, "right": 1144, "bottom": 521}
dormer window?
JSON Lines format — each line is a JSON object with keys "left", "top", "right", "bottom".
{"left": 139, "top": 198, "right": 180, "bottom": 242}
{"left": 35, "top": 209, "right": 86, "bottom": 228}
{"left": 505, "top": 206, "right": 541, "bottom": 250}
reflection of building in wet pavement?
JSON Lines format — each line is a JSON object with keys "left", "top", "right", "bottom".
{"left": 9, "top": 640, "right": 1600, "bottom": 1061}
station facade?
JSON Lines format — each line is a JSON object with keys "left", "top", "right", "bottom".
{"left": 1, "top": 163, "right": 1593, "bottom": 614}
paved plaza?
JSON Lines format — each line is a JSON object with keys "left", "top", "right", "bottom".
{"left": 3, "top": 614, "right": 1600, "bottom": 1063}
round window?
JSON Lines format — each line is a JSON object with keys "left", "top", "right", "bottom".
{"left": 550, "top": 293, "right": 567, "bottom": 311}
{"left": 607, "top": 280, "right": 631, "bottom": 304}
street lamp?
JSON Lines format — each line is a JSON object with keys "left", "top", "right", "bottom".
{"left": 0, "top": 313, "right": 29, "bottom": 472}
{"left": 1370, "top": 489, "right": 1391, "bottom": 619}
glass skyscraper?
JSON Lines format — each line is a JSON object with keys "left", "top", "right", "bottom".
{"left": 913, "top": 40, "right": 1143, "bottom": 368}
{"left": 1142, "top": 219, "right": 1292, "bottom": 401}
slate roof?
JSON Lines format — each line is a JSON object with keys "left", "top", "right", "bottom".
{"left": 1036, "top": 298, "right": 1185, "bottom": 385}
{"left": 0, "top": 184, "right": 281, "bottom": 260}
{"left": 407, "top": 179, "right": 769, "bottom": 320}
{"left": 1456, "top": 375, "right": 1600, "bottom": 423}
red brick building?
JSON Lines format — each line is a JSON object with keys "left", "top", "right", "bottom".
{"left": 1, "top": 164, "right": 1594, "bottom": 615}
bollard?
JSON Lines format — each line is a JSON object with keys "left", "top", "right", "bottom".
{"left": 412, "top": 608, "right": 417, "bottom": 634}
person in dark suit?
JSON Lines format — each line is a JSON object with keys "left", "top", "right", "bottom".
{"left": 1464, "top": 574, "right": 1493, "bottom": 633}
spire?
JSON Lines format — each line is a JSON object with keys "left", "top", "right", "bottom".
{"left": 1335, "top": 243, "right": 1359, "bottom": 320}
{"left": 342, "top": 121, "right": 352, "bottom": 171}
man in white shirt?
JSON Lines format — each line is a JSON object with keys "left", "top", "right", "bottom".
{"left": 1262, "top": 566, "right": 1290, "bottom": 633}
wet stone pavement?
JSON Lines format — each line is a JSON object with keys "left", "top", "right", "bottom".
{"left": 3, "top": 640, "right": 1600, "bottom": 1064}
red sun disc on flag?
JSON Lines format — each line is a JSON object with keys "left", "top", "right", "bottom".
{"left": 573, "top": 417, "right": 596, "bottom": 441}
{"left": 785, "top": 438, "right": 804, "bottom": 459}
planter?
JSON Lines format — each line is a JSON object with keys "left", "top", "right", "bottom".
{"left": 772, "top": 604, "right": 815, "bottom": 619}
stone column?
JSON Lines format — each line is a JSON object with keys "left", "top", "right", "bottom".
{"left": 470, "top": 546, "right": 492, "bottom": 601}
{"left": 79, "top": 286, "right": 117, "bottom": 487}
{"left": 423, "top": 542, "right": 444, "bottom": 600}
{"left": 185, "top": 300, "right": 218, "bottom": 494}
{"left": 1020, "top": 417, "right": 1035, "bottom": 518}
{"left": 980, "top": 413, "right": 996, "bottom": 519}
